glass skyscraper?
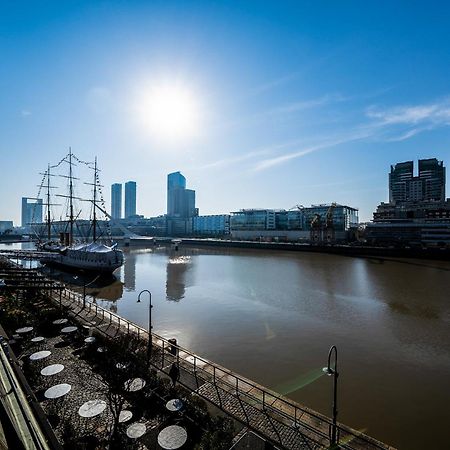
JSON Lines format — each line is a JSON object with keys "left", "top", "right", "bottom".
{"left": 125, "top": 181, "right": 137, "bottom": 218}
{"left": 167, "top": 172, "right": 195, "bottom": 218}
{"left": 21, "top": 197, "right": 43, "bottom": 227}
{"left": 111, "top": 183, "right": 122, "bottom": 219}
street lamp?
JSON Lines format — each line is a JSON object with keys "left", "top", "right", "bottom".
{"left": 323, "top": 345, "right": 339, "bottom": 448}
{"left": 137, "top": 289, "right": 153, "bottom": 366}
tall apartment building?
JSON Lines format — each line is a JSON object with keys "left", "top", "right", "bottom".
{"left": 167, "top": 172, "right": 196, "bottom": 218}
{"left": 389, "top": 158, "right": 445, "bottom": 203}
{"left": 166, "top": 171, "right": 196, "bottom": 235}
{"left": 111, "top": 183, "right": 122, "bottom": 219}
{"left": 125, "top": 181, "right": 137, "bottom": 218}
{"left": 21, "top": 197, "right": 43, "bottom": 227}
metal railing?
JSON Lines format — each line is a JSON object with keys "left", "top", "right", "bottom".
{"left": 56, "top": 287, "right": 390, "bottom": 450}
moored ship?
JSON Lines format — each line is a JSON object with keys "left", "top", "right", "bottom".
{"left": 35, "top": 149, "right": 124, "bottom": 274}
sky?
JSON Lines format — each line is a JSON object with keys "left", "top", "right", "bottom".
{"left": 1, "top": 0, "right": 450, "bottom": 224}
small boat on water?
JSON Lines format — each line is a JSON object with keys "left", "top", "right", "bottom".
{"left": 35, "top": 149, "right": 124, "bottom": 275}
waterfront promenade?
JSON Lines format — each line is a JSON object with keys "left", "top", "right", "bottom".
{"left": 53, "top": 291, "right": 393, "bottom": 449}
{"left": 38, "top": 276, "right": 392, "bottom": 449}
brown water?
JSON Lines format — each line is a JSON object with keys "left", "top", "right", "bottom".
{"left": 3, "top": 243, "right": 449, "bottom": 449}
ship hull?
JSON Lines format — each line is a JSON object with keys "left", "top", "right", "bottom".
{"left": 40, "top": 243, "right": 124, "bottom": 275}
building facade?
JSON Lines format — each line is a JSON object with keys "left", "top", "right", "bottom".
{"left": 111, "top": 183, "right": 122, "bottom": 219}
{"left": 368, "top": 158, "right": 450, "bottom": 248}
{"left": 230, "top": 205, "right": 358, "bottom": 241}
{"left": 166, "top": 171, "right": 196, "bottom": 235}
{"left": 21, "top": 197, "right": 43, "bottom": 228}
{"left": 124, "top": 181, "right": 137, "bottom": 218}
{"left": 389, "top": 158, "right": 445, "bottom": 204}
{"left": 0, "top": 221, "right": 14, "bottom": 234}
{"left": 193, "top": 215, "right": 231, "bottom": 236}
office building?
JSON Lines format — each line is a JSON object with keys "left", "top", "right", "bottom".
{"left": 193, "top": 215, "right": 231, "bottom": 236}
{"left": 0, "top": 221, "right": 14, "bottom": 234}
{"left": 167, "top": 171, "right": 196, "bottom": 218}
{"left": 230, "top": 205, "right": 358, "bottom": 241}
{"left": 125, "top": 181, "right": 137, "bottom": 218}
{"left": 369, "top": 157, "right": 450, "bottom": 248}
{"left": 389, "top": 158, "right": 445, "bottom": 204}
{"left": 21, "top": 197, "right": 43, "bottom": 228}
{"left": 111, "top": 183, "right": 122, "bottom": 219}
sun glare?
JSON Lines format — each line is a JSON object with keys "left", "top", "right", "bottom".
{"left": 136, "top": 82, "right": 200, "bottom": 141}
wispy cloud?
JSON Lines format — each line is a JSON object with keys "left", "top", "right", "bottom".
{"left": 252, "top": 128, "right": 373, "bottom": 172}
{"left": 366, "top": 98, "right": 450, "bottom": 126}
{"left": 21, "top": 109, "right": 32, "bottom": 117}
{"left": 249, "top": 71, "right": 302, "bottom": 96}
{"left": 250, "top": 96, "right": 450, "bottom": 172}
{"left": 194, "top": 149, "right": 271, "bottom": 170}
{"left": 264, "top": 93, "right": 346, "bottom": 117}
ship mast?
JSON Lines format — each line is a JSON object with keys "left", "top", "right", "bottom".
{"left": 92, "top": 157, "right": 98, "bottom": 242}
{"left": 68, "top": 147, "right": 74, "bottom": 246}
{"left": 46, "top": 164, "right": 51, "bottom": 241}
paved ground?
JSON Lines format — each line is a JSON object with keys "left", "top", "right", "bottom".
{"left": 49, "top": 287, "right": 393, "bottom": 450}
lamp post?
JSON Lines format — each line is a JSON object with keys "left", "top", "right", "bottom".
{"left": 323, "top": 345, "right": 339, "bottom": 448}
{"left": 137, "top": 289, "right": 153, "bottom": 366}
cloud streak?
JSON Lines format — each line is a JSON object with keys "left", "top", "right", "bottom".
{"left": 366, "top": 98, "right": 450, "bottom": 126}
{"left": 250, "top": 96, "right": 450, "bottom": 172}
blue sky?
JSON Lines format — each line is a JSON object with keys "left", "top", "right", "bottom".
{"left": 1, "top": 1, "right": 450, "bottom": 223}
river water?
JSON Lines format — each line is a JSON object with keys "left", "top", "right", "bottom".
{"left": 2, "top": 242, "right": 449, "bottom": 449}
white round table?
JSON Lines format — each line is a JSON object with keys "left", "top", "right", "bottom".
{"left": 16, "top": 326, "right": 34, "bottom": 334}
{"left": 53, "top": 318, "right": 68, "bottom": 325}
{"left": 31, "top": 336, "right": 45, "bottom": 343}
{"left": 44, "top": 383, "right": 71, "bottom": 399}
{"left": 116, "top": 362, "right": 129, "bottom": 370}
{"left": 126, "top": 422, "right": 146, "bottom": 439}
{"left": 29, "top": 350, "right": 51, "bottom": 361}
{"left": 61, "top": 326, "right": 77, "bottom": 334}
{"left": 166, "top": 399, "right": 184, "bottom": 412}
{"left": 119, "top": 410, "right": 133, "bottom": 423}
{"left": 124, "top": 378, "right": 146, "bottom": 392}
{"left": 157, "top": 425, "right": 188, "bottom": 449}
{"left": 41, "top": 364, "right": 64, "bottom": 376}
{"left": 84, "top": 337, "right": 96, "bottom": 344}
{"left": 78, "top": 399, "right": 107, "bottom": 418}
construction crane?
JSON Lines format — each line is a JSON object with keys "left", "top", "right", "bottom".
{"left": 324, "top": 202, "right": 337, "bottom": 244}
{"left": 310, "top": 213, "right": 322, "bottom": 243}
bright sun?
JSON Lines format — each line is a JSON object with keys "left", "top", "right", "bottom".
{"left": 136, "top": 82, "right": 200, "bottom": 141}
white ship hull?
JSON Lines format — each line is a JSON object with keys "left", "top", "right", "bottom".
{"left": 40, "top": 242, "right": 123, "bottom": 274}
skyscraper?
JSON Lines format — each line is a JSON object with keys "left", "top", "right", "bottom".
{"left": 167, "top": 172, "right": 186, "bottom": 217}
{"left": 111, "top": 183, "right": 122, "bottom": 219}
{"left": 21, "top": 197, "right": 43, "bottom": 227}
{"left": 167, "top": 171, "right": 196, "bottom": 218}
{"left": 389, "top": 159, "right": 445, "bottom": 204}
{"left": 418, "top": 158, "right": 445, "bottom": 202}
{"left": 125, "top": 181, "right": 137, "bottom": 218}
{"left": 389, "top": 161, "right": 413, "bottom": 203}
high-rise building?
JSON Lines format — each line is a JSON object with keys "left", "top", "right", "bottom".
{"left": 167, "top": 172, "right": 186, "bottom": 217}
{"left": 418, "top": 158, "right": 445, "bottom": 202}
{"left": 389, "top": 161, "right": 413, "bottom": 203}
{"left": 21, "top": 197, "right": 43, "bottom": 227}
{"left": 167, "top": 172, "right": 196, "bottom": 218}
{"left": 124, "top": 181, "right": 137, "bottom": 218}
{"left": 111, "top": 183, "right": 122, "bottom": 219}
{"left": 389, "top": 159, "right": 445, "bottom": 204}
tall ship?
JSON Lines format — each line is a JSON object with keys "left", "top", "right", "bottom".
{"left": 35, "top": 149, "right": 124, "bottom": 274}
